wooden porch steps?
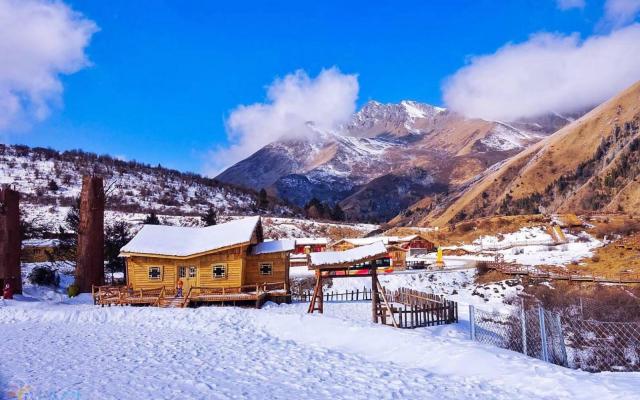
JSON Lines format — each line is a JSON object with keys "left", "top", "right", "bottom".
{"left": 158, "top": 297, "right": 185, "bottom": 308}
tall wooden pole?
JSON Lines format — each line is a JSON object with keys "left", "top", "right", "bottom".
{"left": 371, "top": 267, "right": 379, "bottom": 323}
{"left": 75, "top": 176, "right": 105, "bottom": 292}
{"left": 0, "top": 185, "right": 21, "bottom": 294}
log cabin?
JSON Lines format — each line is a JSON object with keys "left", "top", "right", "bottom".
{"left": 118, "top": 216, "right": 294, "bottom": 307}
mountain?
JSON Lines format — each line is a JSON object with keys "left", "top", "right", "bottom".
{"left": 217, "top": 100, "right": 572, "bottom": 222}
{"left": 394, "top": 80, "right": 640, "bottom": 227}
{"left": 0, "top": 144, "right": 294, "bottom": 217}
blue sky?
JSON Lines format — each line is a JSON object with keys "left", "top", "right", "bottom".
{"left": 3, "top": 0, "right": 636, "bottom": 173}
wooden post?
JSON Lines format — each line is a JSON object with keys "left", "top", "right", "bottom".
{"left": 371, "top": 267, "right": 379, "bottom": 323}
{"left": 0, "top": 185, "right": 21, "bottom": 294}
{"left": 75, "top": 176, "right": 105, "bottom": 293}
{"left": 308, "top": 270, "right": 324, "bottom": 314}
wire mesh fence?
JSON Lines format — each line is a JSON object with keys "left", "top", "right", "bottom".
{"left": 562, "top": 318, "right": 640, "bottom": 372}
{"left": 469, "top": 303, "right": 640, "bottom": 372}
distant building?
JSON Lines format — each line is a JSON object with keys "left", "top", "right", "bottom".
{"left": 290, "top": 238, "right": 329, "bottom": 267}
{"left": 328, "top": 234, "right": 436, "bottom": 270}
{"left": 21, "top": 239, "right": 62, "bottom": 263}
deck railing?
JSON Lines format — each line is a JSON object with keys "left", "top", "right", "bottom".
{"left": 93, "top": 282, "right": 288, "bottom": 307}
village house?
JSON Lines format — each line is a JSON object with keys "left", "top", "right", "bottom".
{"left": 21, "top": 238, "right": 60, "bottom": 262}
{"left": 117, "top": 216, "right": 294, "bottom": 307}
{"left": 290, "top": 237, "right": 329, "bottom": 267}
{"left": 327, "top": 234, "right": 436, "bottom": 270}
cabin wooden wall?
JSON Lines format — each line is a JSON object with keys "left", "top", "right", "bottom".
{"left": 390, "top": 250, "right": 407, "bottom": 270}
{"left": 197, "top": 247, "right": 244, "bottom": 288}
{"left": 245, "top": 252, "right": 289, "bottom": 289}
{"left": 126, "top": 246, "right": 246, "bottom": 290}
{"left": 125, "top": 244, "right": 292, "bottom": 292}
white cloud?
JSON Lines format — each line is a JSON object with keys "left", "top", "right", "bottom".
{"left": 603, "top": 0, "right": 640, "bottom": 27}
{"left": 0, "top": 0, "right": 97, "bottom": 130}
{"left": 556, "top": 0, "right": 586, "bottom": 10}
{"left": 442, "top": 24, "right": 640, "bottom": 121}
{"left": 206, "top": 67, "right": 359, "bottom": 175}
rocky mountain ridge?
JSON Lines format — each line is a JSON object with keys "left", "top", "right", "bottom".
{"left": 217, "top": 99, "right": 575, "bottom": 222}
{"left": 393, "top": 80, "right": 640, "bottom": 227}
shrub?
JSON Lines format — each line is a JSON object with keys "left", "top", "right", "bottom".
{"left": 458, "top": 221, "right": 475, "bottom": 233}
{"left": 476, "top": 261, "right": 491, "bottom": 275}
{"left": 594, "top": 218, "right": 640, "bottom": 238}
{"left": 28, "top": 266, "right": 59, "bottom": 286}
{"left": 67, "top": 284, "right": 80, "bottom": 298}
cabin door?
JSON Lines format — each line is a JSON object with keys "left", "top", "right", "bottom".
{"left": 177, "top": 266, "right": 198, "bottom": 296}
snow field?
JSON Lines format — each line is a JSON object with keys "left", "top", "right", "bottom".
{"left": 1, "top": 301, "right": 638, "bottom": 400}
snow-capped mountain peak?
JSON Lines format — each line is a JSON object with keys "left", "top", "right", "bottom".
{"left": 343, "top": 100, "right": 447, "bottom": 138}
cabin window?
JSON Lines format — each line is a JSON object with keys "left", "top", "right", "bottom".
{"left": 189, "top": 266, "right": 197, "bottom": 278}
{"left": 213, "top": 264, "right": 227, "bottom": 279}
{"left": 178, "top": 266, "right": 186, "bottom": 278}
{"left": 259, "top": 263, "right": 273, "bottom": 276}
{"left": 148, "top": 267, "right": 162, "bottom": 280}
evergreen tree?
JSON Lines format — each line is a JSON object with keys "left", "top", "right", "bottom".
{"left": 331, "top": 203, "right": 345, "bottom": 221}
{"left": 258, "top": 188, "right": 269, "bottom": 209}
{"left": 105, "top": 221, "right": 132, "bottom": 283}
{"left": 304, "top": 197, "right": 326, "bottom": 219}
{"left": 143, "top": 212, "right": 160, "bottom": 225}
{"left": 201, "top": 206, "right": 218, "bottom": 226}
{"left": 53, "top": 198, "right": 80, "bottom": 263}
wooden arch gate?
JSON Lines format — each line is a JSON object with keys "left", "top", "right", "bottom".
{"left": 306, "top": 242, "right": 398, "bottom": 328}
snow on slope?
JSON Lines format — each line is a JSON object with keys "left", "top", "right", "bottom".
{"left": 453, "top": 226, "right": 602, "bottom": 267}
{"left": 0, "top": 299, "right": 637, "bottom": 399}
{"left": 0, "top": 144, "right": 271, "bottom": 217}
{"left": 21, "top": 202, "right": 377, "bottom": 243}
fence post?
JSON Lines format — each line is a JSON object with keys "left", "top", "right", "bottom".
{"left": 555, "top": 313, "right": 569, "bottom": 367}
{"left": 579, "top": 297, "right": 584, "bottom": 319}
{"left": 538, "top": 306, "right": 549, "bottom": 363}
{"left": 520, "top": 301, "right": 528, "bottom": 356}
{"left": 469, "top": 305, "right": 476, "bottom": 341}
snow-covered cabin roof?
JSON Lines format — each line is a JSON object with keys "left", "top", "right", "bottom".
{"left": 333, "top": 234, "right": 433, "bottom": 248}
{"left": 120, "top": 216, "right": 261, "bottom": 258}
{"left": 251, "top": 239, "right": 295, "bottom": 255}
{"left": 309, "top": 241, "right": 388, "bottom": 269}
{"left": 295, "top": 237, "right": 329, "bottom": 246}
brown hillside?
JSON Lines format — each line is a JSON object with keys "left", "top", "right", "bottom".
{"left": 400, "top": 80, "right": 640, "bottom": 227}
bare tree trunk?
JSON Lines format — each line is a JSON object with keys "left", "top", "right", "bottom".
{"left": 76, "top": 176, "right": 105, "bottom": 292}
{"left": 0, "top": 186, "right": 21, "bottom": 294}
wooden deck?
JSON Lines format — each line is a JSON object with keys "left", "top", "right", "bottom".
{"left": 92, "top": 282, "right": 290, "bottom": 308}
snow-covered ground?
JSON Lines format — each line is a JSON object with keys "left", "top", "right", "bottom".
{"left": 1, "top": 297, "right": 638, "bottom": 399}
{"left": 439, "top": 226, "right": 601, "bottom": 267}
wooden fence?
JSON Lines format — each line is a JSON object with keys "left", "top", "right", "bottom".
{"left": 294, "top": 286, "right": 458, "bottom": 329}
{"left": 380, "top": 288, "right": 458, "bottom": 329}
{"left": 293, "top": 287, "right": 373, "bottom": 302}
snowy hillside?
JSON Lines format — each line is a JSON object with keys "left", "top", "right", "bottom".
{"left": 21, "top": 202, "right": 377, "bottom": 242}
{"left": 0, "top": 144, "right": 294, "bottom": 218}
